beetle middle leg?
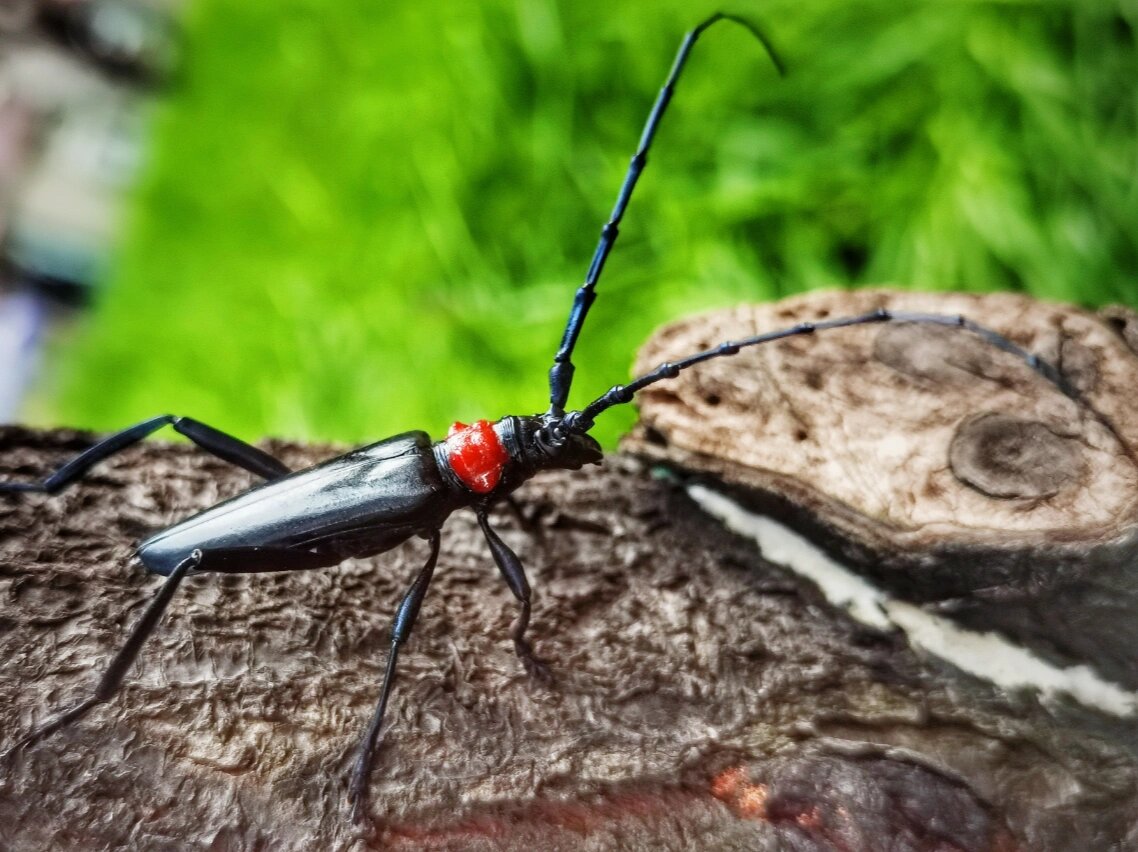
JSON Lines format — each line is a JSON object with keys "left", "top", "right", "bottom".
{"left": 0, "top": 414, "right": 290, "bottom": 494}
{"left": 3, "top": 549, "right": 202, "bottom": 759}
{"left": 477, "top": 510, "right": 551, "bottom": 684}
{"left": 349, "top": 530, "right": 441, "bottom": 824}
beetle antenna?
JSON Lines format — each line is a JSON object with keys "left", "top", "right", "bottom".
{"left": 545, "top": 13, "right": 784, "bottom": 417}
{"left": 563, "top": 308, "right": 1078, "bottom": 433}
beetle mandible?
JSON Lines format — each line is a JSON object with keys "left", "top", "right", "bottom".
{"left": 0, "top": 13, "right": 1078, "bottom": 822}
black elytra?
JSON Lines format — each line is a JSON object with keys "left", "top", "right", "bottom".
{"left": 0, "top": 14, "right": 1077, "bottom": 825}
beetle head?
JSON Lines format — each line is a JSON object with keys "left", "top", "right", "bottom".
{"left": 550, "top": 429, "right": 603, "bottom": 470}
{"left": 516, "top": 414, "right": 603, "bottom": 473}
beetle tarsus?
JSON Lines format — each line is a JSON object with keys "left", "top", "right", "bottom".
{"left": 0, "top": 482, "right": 43, "bottom": 493}
{"left": 516, "top": 637, "right": 553, "bottom": 685}
{"left": 3, "top": 697, "right": 101, "bottom": 761}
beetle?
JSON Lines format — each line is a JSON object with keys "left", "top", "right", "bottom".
{"left": 0, "top": 13, "right": 1078, "bottom": 823}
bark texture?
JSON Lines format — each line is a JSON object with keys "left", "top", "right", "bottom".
{"left": 0, "top": 424, "right": 1136, "bottom": 850}
{"left": 625, "top": 289, "right": 1138, "bottom": 688}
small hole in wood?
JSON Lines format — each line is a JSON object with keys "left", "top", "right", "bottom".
{"left": 1105, "top": 315, "right": 1128, "bottom": 335}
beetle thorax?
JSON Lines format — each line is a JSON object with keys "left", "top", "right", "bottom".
{"left": 442, "top": 419, "right": 510, "bottom": 493}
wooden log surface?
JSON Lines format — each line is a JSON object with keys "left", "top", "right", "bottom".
{"left": 0, "top": 423, "right": 1136, "bottom": 850}
{"left": 625, "top": 289, "right": 1138, "bottom": 689}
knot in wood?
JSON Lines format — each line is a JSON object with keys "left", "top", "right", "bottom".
{"left": 948, "top": 412, "right": 1084, "bottom": 499}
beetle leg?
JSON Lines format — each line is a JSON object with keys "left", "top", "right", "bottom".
{"left": 0, "top": 414, "right": 290, "bottom": 494}
{"left": 349, "top": 531, "right": 441, "bottom": 824}
{"left": 477, "top": 511, "right": 552, "bottom": 684}
{"left": 3, "top": 549, "right": 201, "bottom": 758}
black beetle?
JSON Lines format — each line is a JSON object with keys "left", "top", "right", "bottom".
{"left": 0, "top": 14, "right": 1075, "bottom": 822}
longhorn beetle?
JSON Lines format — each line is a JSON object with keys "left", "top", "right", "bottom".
{"left": 1, "top": 14, "right": 1078, "bottom": 823}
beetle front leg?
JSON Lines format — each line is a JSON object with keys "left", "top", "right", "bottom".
{"left": 3, "top": 550, "right": 201, "bottom": 758}
{"left": 349, "top": 530, "right": 441, "bottom": 824}
{"left": 477, "top": 511, "right": 552, "bottom": 684}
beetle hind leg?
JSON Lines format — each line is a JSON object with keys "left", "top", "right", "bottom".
{"left": 477, "top": 511, "right": 552, "bottom": 684}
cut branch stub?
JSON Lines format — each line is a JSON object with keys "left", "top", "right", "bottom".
{"left": 622, "top": 289, "right": 1138, "bottom": 688}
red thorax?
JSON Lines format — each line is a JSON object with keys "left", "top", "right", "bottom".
{"left": 444, "top": 419, "right": 508, "bottom": 494}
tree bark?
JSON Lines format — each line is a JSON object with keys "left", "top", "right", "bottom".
{"left": 1, "top": 421, "right": 1135, "bottom": 850}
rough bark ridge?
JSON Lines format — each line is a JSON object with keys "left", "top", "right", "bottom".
{"left": 0, "top": 426, "right": 1135, "bottom": 850}
{"left": 625, "top": 289, "right": 1138, "bottom": 688}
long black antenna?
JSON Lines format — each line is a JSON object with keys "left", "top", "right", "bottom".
{"left": 546, "top": 13, "right": 784, "bottom": 416}
{"left": 563, "top": 309, "right": 1077, "bottom": 433}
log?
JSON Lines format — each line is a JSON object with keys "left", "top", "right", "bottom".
{"left": 624, "top": 289, "right": 1138, "bottom": 689}
{"left": 0, "top": 423, "right": 1136, "bottom": 850}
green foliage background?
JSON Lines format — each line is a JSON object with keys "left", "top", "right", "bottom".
{"left": 40, "top": 0, "right": 1138, "bottom": 446}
